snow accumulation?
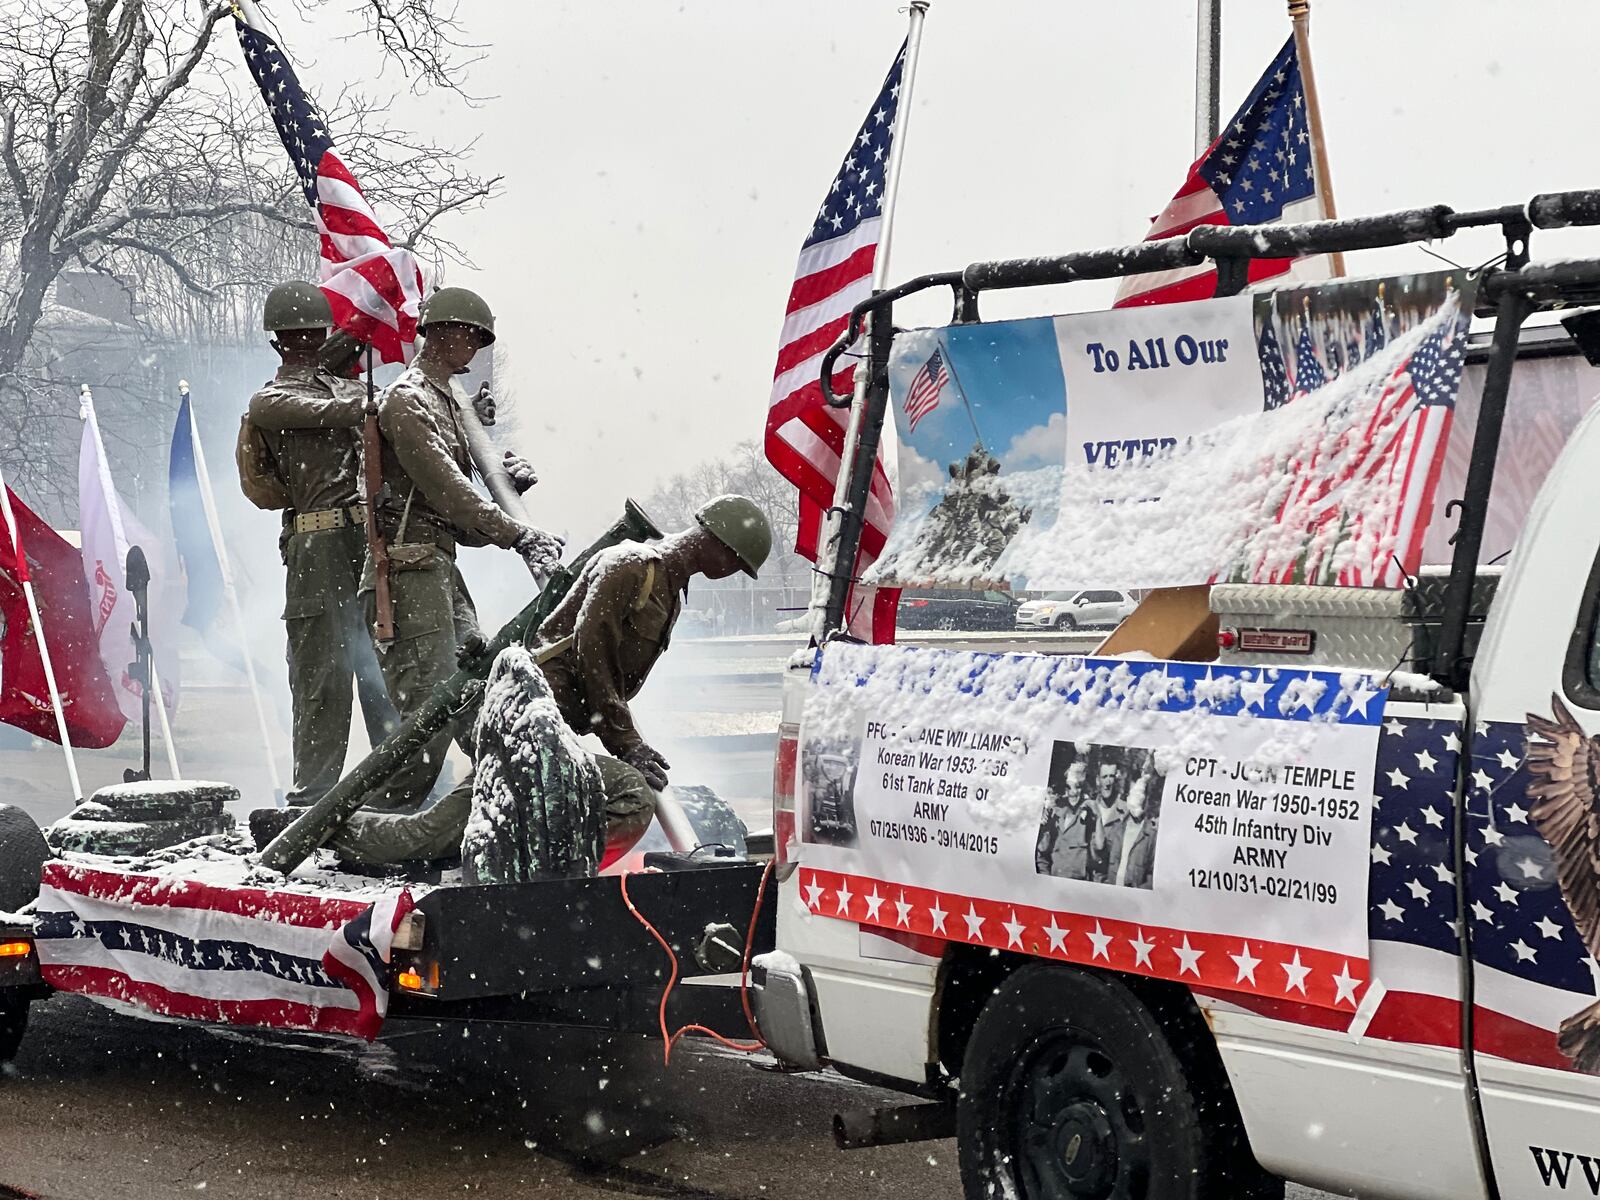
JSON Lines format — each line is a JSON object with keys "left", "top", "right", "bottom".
{"left": 463, "top": 644, "right": 604, "bottom": 883}
{"left": 805, "top": 642, "right": 1385, "bottom": 836}
{"left": 868, "top": 299, "right": 1462, "bottom": 592}
{"left": 45, "top": 832, "right": 425, "bottom": 903}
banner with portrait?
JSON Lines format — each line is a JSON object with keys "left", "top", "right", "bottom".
{"left": 798, "top": 642, "right": 1387, "bottom": 1011}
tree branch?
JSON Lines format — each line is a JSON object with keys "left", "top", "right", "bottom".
{"left": 397, "top": 173, "right": 500, "bottom": 248}
{"left": 65, "top": 199, "right": 312, "bottom": 249}
{"left": 90, "top": 234, "right": 218, "bottom": 298}
{"left": 0, "top": 107, "right": 30, "bottom": 219}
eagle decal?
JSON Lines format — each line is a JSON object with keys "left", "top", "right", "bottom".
{"left": 1524, "top": 697, "right": 1600, "bottom": 1073}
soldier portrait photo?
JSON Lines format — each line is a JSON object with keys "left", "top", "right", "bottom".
{"left": 1034, "top": 741, "right": 1163, "bottom": 891}
{"left": 802, "top": 732, "right": 862, "bottom": 848}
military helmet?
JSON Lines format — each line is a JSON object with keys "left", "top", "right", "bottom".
{"left": 262, "top": 281, "right": 331, "bottom": 332}
{"left": 696, "top": 494, "right": 772, "bottom": 579}
{"left": 420, "top": 286, "right": 496, "bottom": 345}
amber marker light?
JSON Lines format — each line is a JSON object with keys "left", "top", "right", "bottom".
{"left": 396, "top": 969, "right": 424, "bottom": 991}
{"left": 0, "top": 941, "right": 32, "bottom": 958}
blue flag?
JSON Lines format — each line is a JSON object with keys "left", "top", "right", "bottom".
{"left": 168, "top": 392, "right": 224, "bottom": 633}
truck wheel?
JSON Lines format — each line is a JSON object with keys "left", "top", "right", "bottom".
{"left": 957, "top": 963, "right": 1208, "bottom": 1200}
{"left": 0, "top": 804, "right": 49, "bottom": 914}
{"left": 0, "top": 991, "right": 27, "bottom": 1063}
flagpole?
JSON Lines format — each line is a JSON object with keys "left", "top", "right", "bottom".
{"left": 810, "top": 1, "right": 930, "bottom": 637}
{"left": 0, "top": 472, "right": 83, "bottom": 803}
{"left": 1194, "top": 0, "right": 1221, "bottom": 156}
{"left": 181, "top": 382, "right": 284, "bottom": 805}
{"left": 1288, "top": 0, "right": 1345, "bottom": 277}
{"left": 148, "top": 658, "right": 182, "bottom": 779}
{"left": 938, "top": 339, "right": 987, "bottom": 454}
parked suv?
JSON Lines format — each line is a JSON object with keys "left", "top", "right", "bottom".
{"left": 896, "top": 588, "right": 1017, "bottom": 631}
{"left": 1014, "top": 588, "right": 1136, "bottom": 630}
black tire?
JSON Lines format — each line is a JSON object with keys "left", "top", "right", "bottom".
{"left": 0, "top": 804, "right": 49, "bottom": 914}
{"left": 957, "top": 963, "right": 1208, "bottom": 1200}
{"left": 0, "top": 991, "right": 27, "bottom": 1063}
{"left": 1054, "top": 614, "right": 1078, "bottom": 631}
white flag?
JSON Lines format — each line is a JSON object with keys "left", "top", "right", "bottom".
{"left": 79, "top": 400, "right": 181, "bottom": 720}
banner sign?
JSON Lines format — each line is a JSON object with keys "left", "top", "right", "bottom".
{"left": 869, "top": 270, "right": 1474, "bottom": 592}
{"left": 799, "top": 643, "right": 1388, "bottom": 1010}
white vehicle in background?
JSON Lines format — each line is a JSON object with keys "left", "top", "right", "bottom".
{"left": 1015, "top": 590, "right": 1138, "bottom": 631}
{"left": 753, "top": 197, "right": 1600, "bottom": 1200}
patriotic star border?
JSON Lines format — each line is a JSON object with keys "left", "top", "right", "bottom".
{"left": 801, "top": 867, "right": 1368, "bottom": 1012}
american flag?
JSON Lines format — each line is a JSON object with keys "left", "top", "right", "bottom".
{"left": 763, "top": 42, "right": 906, "bottom": 642}
{"left": 1292, "top": 318, "right": 1327, "bottom": 396}
{"left": 1257, "top": 320, "right": 1291, "bottom": 410}
{"left": 903, "top": 347, "right": 949, "bottom": 432}
{"left": 33, "top": 862, "right": 415, "bottom": 1042}
{"left": 235, "top": 9, "right": 424, "bottom": 364}
{"left": 1200, "top": 713, "right": 1592, "bottom": 1072}
{"left": 1259, "top": 299, "right": 1467, "bottom": 588}
{"left": 1114, "top": 37, "right": 1328, "bottom": 309}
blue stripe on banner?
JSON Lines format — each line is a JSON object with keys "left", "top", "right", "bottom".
{"left": 818, "top": 648, "right": 1388, "bottom": 727}
{"left": 32, "top": 911, "right": 341, "bottom": 989}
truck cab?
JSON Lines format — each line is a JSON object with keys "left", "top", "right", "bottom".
{"left": 753, "top": 198, "right": 1600, "bottom": 1200}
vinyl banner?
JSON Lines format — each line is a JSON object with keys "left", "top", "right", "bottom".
{"left": 799, "top": 643, "right": 1388, "bottom": 1011}
{"left": 870, "top": 270, "right": 1474, "bottom": 592}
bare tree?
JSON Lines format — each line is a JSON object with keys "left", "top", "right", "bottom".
{"left": 0, "top": 0, "right": 499, "bottom": 517}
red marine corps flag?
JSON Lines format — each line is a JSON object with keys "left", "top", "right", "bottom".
{"left": 0, "top": 486, "right": 124, "bottom": 749}
{"left": 232, "top": 1, "right": 424, "bottom": 362}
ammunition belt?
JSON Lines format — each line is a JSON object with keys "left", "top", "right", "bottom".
{"left": 291, "top": 504, "right": 366, "bottom": 535}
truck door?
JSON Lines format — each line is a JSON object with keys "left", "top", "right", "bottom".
{"left": 1461, "top": 399, "right": 1600, "bottom": 1199}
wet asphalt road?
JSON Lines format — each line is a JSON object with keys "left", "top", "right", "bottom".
{"left": 1, "top": 995, "right": 1337, "bottom": 1200}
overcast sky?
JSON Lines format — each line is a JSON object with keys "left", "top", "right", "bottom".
{"left": 298, "top": 0, "right": 1600, "bottom": 541}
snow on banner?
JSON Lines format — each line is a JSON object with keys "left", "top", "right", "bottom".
{"left": 870, "top": 270, "right": 1472, "bottom": 592}
{"left": 32, "top": 862, "right": 414, "bottom": 1041}
{"left": 799, "top": 643, "right": 1387, "bottom": 1011}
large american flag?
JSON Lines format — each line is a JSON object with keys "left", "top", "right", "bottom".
{"left": 764, "top": 42, "right": 905, "bottom": 642}
{"left": 1115, "top": 37, "right": 1329, "bottom": 309}
{"left": 235, "top": 8, "right": 424, "bottom": 364}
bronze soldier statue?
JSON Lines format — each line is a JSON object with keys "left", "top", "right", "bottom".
{"left": 236, "top": 281, "right": 401, "bottom": 805}
{"left": 326, "top": 494, "right": 772, "bottom": 870}
{"left": 357, "top": 285, "right": 560, "bottom": 815}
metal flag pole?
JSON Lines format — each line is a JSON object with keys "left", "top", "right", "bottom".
{"left": 809, "top": 0, "right": 931, "bottom": 638}
{"left": 1288, "top": 0, "right": 1346, "bottom": 277}
{"left": 938, "top": 337, "right": 987, "bottom": 455}
{"left": 148, "top": 659, "right": 181, "bottom": 779}
{"left": 0, "top": 468, "right": 84, "bottom": 803}
{"left": 181, "top": 381, "right": 284, "bottom": 805}
{"left": 1194, "top": 0, "right": 1221, "bottom": 155}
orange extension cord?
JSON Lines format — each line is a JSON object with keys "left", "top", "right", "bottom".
{"left": 618, "top": 856, "right": 776, "bottom": 1068}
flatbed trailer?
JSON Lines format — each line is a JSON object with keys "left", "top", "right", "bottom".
{"left": 0, "top": 853, "right": 775, "bottom": 1062}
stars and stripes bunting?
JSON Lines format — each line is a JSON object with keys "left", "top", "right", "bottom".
{"left": 234, "top": 6, "right": 424, "bottom": 364}
{"left": 1114, "top": 37, "right": 1330, "bottom": 309}
{"left": 763, "top": 40, "right": 906, "bottom": 642}
{"left": 800, "top": 866, "right": 1367, "bottom": 1011}
{"left": 32, "top": 862, "right": 414, "bottom": 1041}
{"left": 903, "top": 347, "right": 949, "bottom": 432}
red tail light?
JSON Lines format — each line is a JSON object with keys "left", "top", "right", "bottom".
{"left": 772, "top": 721, "right": 800, "bottom": 880}
{"left": 906, "top": 599, "right": 929, "bottom": 607}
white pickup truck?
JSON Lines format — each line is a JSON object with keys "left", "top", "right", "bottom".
{"left": 753, "top": 200, "right": 1600, "bottom": 1200}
